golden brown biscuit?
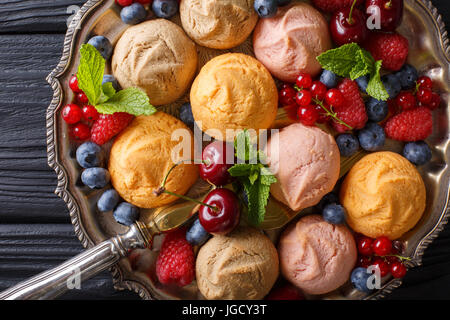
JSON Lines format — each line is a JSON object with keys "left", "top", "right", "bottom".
{"left": 190, "top": 53, "right": 278, "bottom": 142}
{"left": 112, "top": 19, "right": 198, "bottom": 106}
{"left": 196, "top": 227, "right": 279, "bottom": 300}
{"left": 340, "top": 152, "right": 426, "bottom": 240}
{"left": 180, "top": 0, "right": 258, "bottom": 49}
{"left": 109, "top": 112, "right": 198, "bottom": 208}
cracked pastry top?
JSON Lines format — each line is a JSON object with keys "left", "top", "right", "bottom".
{"left": 111, "top": 19, "right": 198, "bottom": 106}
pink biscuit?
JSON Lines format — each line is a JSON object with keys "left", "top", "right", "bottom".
{"left": 253, "top": 2, "right": 332, "bottom": 82}
{"left": 278, "top": 215, "right": 357, "bottom": 295}
{"left": 264, "top": 123, "right": 340, "bottom": 212}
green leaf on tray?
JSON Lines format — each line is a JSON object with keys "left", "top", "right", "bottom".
{"left": 366, "top": 60, "right": 390, "bottom": 101}
{"left": 96, "top": 87, "right": 156, "bottom": 116}
{"left": 77, "top": 44, "right": 105, "bottom": 106}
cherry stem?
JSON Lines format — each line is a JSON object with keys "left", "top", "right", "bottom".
{"left": 155, "top": 160, "right": 219, "bottom": 212}
{"left": 347, "top": 0, "right": 358, "bottom": 25}
{"left": 313, "top": 98, "right": 353, "bottom": 130}
{"left": 385, "top": 0, "right": 392, "bottom": 9}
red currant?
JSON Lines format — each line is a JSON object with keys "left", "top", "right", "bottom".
{"left": 310, "top": 81, "right": 327, "bottom": 101}
{"left": 325, "top": 89, "right": 344, "bottom": 107}
{"left": 69, "top": 75, "right": 81, "bottom": 93}
{"left": 385, "top": 255, "right": 400, "bottom": 266}
{"left": 425, "top": 92, "right": 441, "bottom": 110}
{"left": 295, "top": 90, "right": 312, "bottom": 107}
{"left": 116, "top": 0, "right": 133, "bottom": 6}
{"left": 357, "top": 237, "right": 373, "bottom": 256}
{"left": 390, "top": 261, "right": 407, "bottom": 278}
{"left": 284, "top": 104, "right": 299, "bottom": 121}
{"left": 371, "top": 258, "right": 390, "bottom": 277}
{"left": 392, "top": 240, "right": 404, "bottom": 255}
{"left": 82, "top": 105, "right": 99, "bottom": 122}
{"left": 297, "top": 105, "right": 318, "bottom": 126}
{"left": 296, "top": 73, "right": 312, "bottom": 89}
{"left": 71, "top": 123, "right": 91, "bottom": 140}
{"left": 416, "top": 88, "right": 433, "bottom": 104}
{"left": 279, "top": 86, "right": 297, "bottom": 106}
{"left": 356, "top": 255, "right": 372, "bottom": 268}
{"left": 77, "top": 92, "right": 89, "bottom": 105}
{"left": 417, "top": 76, "right": 433, "bottom": 90}
{"left": 62, "top": 104, "right": 82, "bottom": 124}
{"left": 314, "top": 104, "right": 330, "bottom": 124}
{"left": 135, "top": 0, "right": 152, "bottom": 4}
{"left": 396, "top": 91, "right": 416, "bottom": 111}
{"left": 372, "top": 236, "right": 392, "bottom": 256}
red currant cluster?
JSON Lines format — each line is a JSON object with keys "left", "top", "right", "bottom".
{"left": 392, "top": 76, "right": 441, "bottom": 115}
{"left": 356, "top": 235, "right": 408, "bottom": 279}
{"left": 279, "top": 73, "right": 344, "bottom": 126}
{"left": 63, "top": 75, "right": 99, "bottom": 141}
{"left": 115, "top": 0, "right": 152, "bottom": 7}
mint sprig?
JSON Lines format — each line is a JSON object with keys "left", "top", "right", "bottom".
{"left": 317, "top": 43, "right": 389, "bottom": 101}
{"left": 228, "top": 130, "right": 277, "bottom": 226}
{"left": 76, "top": 44, "right": 156, "bottom": 116}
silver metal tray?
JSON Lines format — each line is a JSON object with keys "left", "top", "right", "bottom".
{"left": 46, "top": 0, "right": 450, "bottom": 299}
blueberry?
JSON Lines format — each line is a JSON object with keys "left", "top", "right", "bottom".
{"left": 382, "top": 74, "right": 402, "bottom": 99}
{"left": 121, "top": 3, "right": 147, "bottom": 25}
{"left": 336, "top": 133, "right": 360, "bottom": 157}
{"left": 316, "top": 192, "right": 339, "bottom": 211}
{"left": 395, "top": 64, "right": 418, "bottom": 90}
{"left": 152, "top": 0, "right": 178, "bottom": 19}
{"left": 365, "top": 97, "right": 388, "bottom": 122}
{"left": 322, "top": 204, "right": 346, "bottom": 225}
{"left": 254, "top": 0, "right": 278, "bottom": 18}
{"left": 186, "top": 218, "right": 210, "bottom": 246}
{"left": 277, "top": 0, "right": 292, "bottom": 6}
{"left": 87, "top": 36, "right": 113, "bottom": 60}
{"left": 355, "top": 75, "right": 369, "bottom": 94}
{"left": 81, "top": 167, "right": 110, "bottom": 189}
{"left": 319, "top": 70, "right": 338, "bottom": 88}
{"left": 113, "top": 202, "right": 140, "bottom": 226}
{"left": 102, "top": 74, "right": 120, "bottom": 91}
{"left": 403, "top": 141, "right": 432, "bottom": 166}
{"left": 179, "top": 102, "right": 195, "bottom": 128}
{"left": 351, "top": 267, "right": 373, "bottom": 293}
{"left": 97, "top": 189, "right": 120, "bottom": 212}
{"left": 358, "top": 122, "right": 386, "bottom": 151}
{"left": 76, "top": 142, "right": 104, "bottom": 169}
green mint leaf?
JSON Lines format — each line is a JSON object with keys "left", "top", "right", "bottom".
{"left": 366, "top": 60, "right": 390, "bottom": 101}
{"left": 242, "top": 179, "right": 268, "bottom": 226}
{"left": 349, "top": 49, "right": 374, "bottom": 80}
{"left": 316, "top": 43, "right": 361, "bottom": 78}
{"left": 98, "top": 82, "right": 116, "bottom": 104}
{"left": 228, "top": 164, "right": 254, "bottom": 177}
{"left": 260, "top": 167, "right": 277, "bottom": 185}
{"left": 95, "top": 87, "right": 156, "bottom": 116}
{"left": 248, "top": 167, "right": 260, "bottom": 185}
{"left": 77, "top": 44, "right": 105, "bottom": 106}
{"left": 234, "top": 130, "right": 257, "bottom": 163}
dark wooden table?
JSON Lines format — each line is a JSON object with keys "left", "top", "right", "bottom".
{"left": 0, "top": 0, "right": 449, "bottom": 300}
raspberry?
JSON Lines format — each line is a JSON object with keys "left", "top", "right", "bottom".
{"left": 312, "top": 0, "right": 362, "bottom": 12}
{"left": 364, "top": 32, "right": 409, "bottom": 71}
{"left": 333, "top": 79, "right": 368, "bottom": 132}
{"left": 384, "top": 107, "right": 433, "bottom": 141}
{"left": 156, "top": 228, "right": 195, "bottom": 287}
{"left": 90, "top": 112, "right": 134, "bottom": 145}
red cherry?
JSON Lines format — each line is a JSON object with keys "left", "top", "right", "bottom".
{"left": 330, "top": 7, "right": 368, "bottom": 46}
{"left": 425, "top": 92, "right": 441, "bottom": 110}
{"left": 365, "top": 0, "right": 403, "bottom": 32}
{"left": 296, "top": 73, "right": 313, "bottom": 89}
{"left": 357, "top": 255, "right": 372, "bottom": 268}
{"left": 314, "top": 104, "right": 330, "bottom": 123}
{"left": 357, "top": 237, "right": 374, "bottom": 256}
{"left": 279, "top": 86, "right": 297, "bottom": 106}
{"left": 325, "top": 89, "right": 345, "bottom": 107}
{"left": 310, "top": 81, "right": 327, "bottom": 101}
{"left": 396, "top": 91, "right": 416, "bottom": 111}
{"left": 371, "top": 258, "right": 390, "bottom": 277}
{"left": 372, "top": 236, "right": 392, "bottom": 256}
{"left": 199, "top": 188, "right": 240, "bottom": 235}
{"left": 297, "top": 105, "right": 319, "bottom": 126}
{"left": 295, "top": 90, "right": 312, "bottom": 107}
{"left": 62, "top": 104, "right": 82, "bottom": 124}
{"left": 82, "top": 105, "right": 99, "bottom": 122}
{"left": 199, "top": 141, "right": 234, "bottom": 186}
{"left": 417, "top": 76, "right": 433, "bottom": 90}
{"left": 71, "top": 123, "right": 91, "bottom": 141}
{"left": 390, "top": 261, "right": 407, "bottom": 278}
{"left": 76, "top": 92, "right": 89, "bottom": 105}
{"left": 416, "top": 88, "right": 433, "bottom": 104}
{"left": 69, "top": 75, "right": 81, "bottom": 93}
